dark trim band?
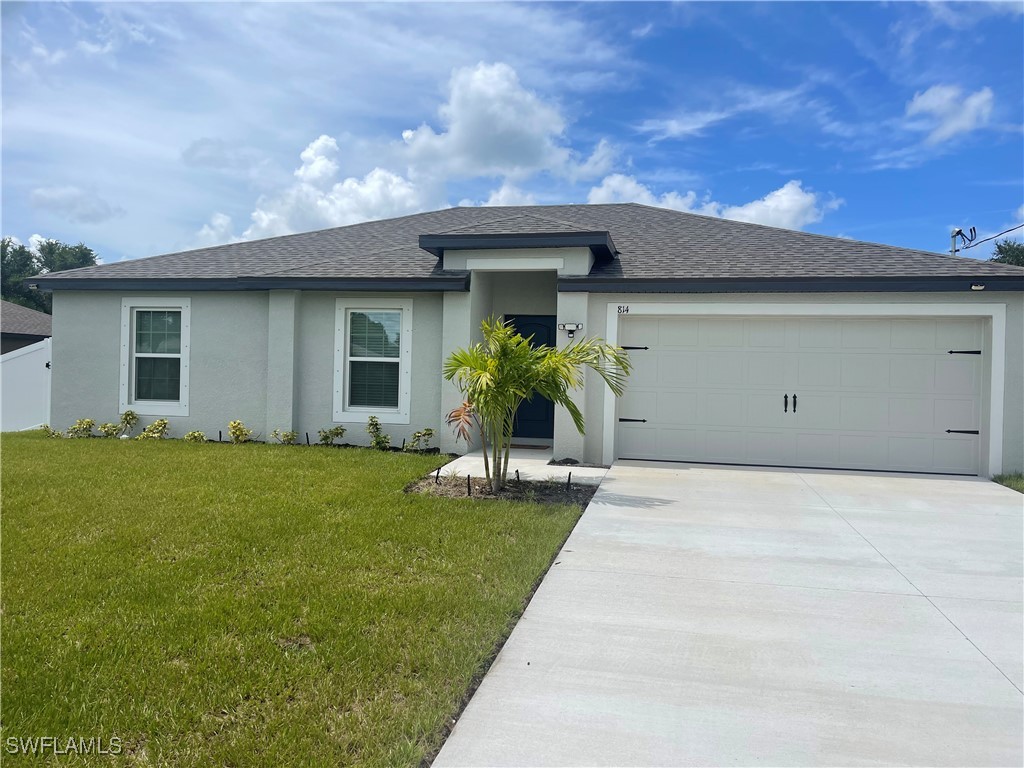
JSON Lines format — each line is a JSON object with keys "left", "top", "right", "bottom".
{"left": 419, "top": 231, "right": 617, "bottom": 260}
{"left": 30, "top": 275, "right": 472, "bottom": 293}
{"left": 557, "top": 275, "right": 1024, "bottom": 294}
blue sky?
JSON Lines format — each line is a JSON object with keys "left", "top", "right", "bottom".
{"left": 2, "top": 1, "right": 1022, "bottom": 264}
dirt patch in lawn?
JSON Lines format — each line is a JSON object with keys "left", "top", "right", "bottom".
{"left": 408, "top": 475, "right": 597, "bottom": 509}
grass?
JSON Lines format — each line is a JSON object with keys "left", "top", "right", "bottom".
{"left": 993, "top": 472, "right": 1024, "bottom": 494}
{"left": 1, "top": 432, "right": 582, "bottom": 766}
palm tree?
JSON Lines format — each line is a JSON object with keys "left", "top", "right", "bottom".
{"left": 444, "top": 317, "right": 631, "bottom": 493}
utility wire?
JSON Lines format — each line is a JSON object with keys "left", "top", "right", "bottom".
{"left": 962, "top": 222, "right": 1024, "bottom": 250}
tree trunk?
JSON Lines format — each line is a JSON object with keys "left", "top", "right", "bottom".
{"left": 491, "top": 426, "right": 503, "bottom": 494}
{"left": 478, "top": 423, "right": 490, "bottom": 486}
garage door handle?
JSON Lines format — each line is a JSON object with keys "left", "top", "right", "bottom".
{"left": 792, "top": 394, "right": 797, "bottom": 413}
{"left": 783, "top": 394, "right": 788, "bottom": 413}
{"left": 618, "top": 418, "right": 647, "bottom": 423}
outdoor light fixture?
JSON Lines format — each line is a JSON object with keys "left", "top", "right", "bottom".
{"left": 971, "top": 284, "right": 986, "bottom": 291}
{"left": 558, "top": 322, "right": 584, "bottom": 338}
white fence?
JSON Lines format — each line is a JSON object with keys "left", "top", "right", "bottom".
{"left": 1, "top": 338, "right": 51, "bottom": 431}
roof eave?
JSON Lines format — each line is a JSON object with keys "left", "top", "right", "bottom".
{"left": 29, "top": 274, "right": 472, "bottom": 293}
{"left": 557, "top": 275, "right": 1024, "bottom": 293}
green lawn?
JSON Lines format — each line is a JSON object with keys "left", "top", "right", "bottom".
{"left": 993, "top": 473, "right": 1024, "bottom": 494}
{"left": 1, "top": 432, "right": 581, "bottom": 766}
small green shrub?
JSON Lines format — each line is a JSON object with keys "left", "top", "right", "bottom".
{"left": 40, "top": 424, "right": 64, "bottom": 439}
{"left": 136, "top": 419, "right": 170, "bottom": 440}
{"left": 119, "top": 410, "right": 140, "bottom": 437}
{"left": 183, "top": 431, "right": 207, "bottom": 444}
{"left": 66, "top": 419, "right": 96, "bottom": 438}
{"left": 271, "top": 429, "right": 299, "bottom": 445}
{"left": 228, "top": 420, "right": 254, "bottom": 445}
{"left": 406, "top": 428, "right": 435, "bottom": 451}
{"left": 98, "top": 422, "right": 121, "bottom": 438}
{"left": 366, "top": 416, "right": 391, "bottom": 450}
{"left": 317, "top": 426, "right": 346, "bottom": 446}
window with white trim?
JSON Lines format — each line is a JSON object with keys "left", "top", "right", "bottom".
{"left": 334, "top": 299, "right": 412, "bottom": 424}
{"left": 119, "top": 297, "right": 191, "bottom": 417}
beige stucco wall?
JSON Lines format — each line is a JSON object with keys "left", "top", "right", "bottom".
{"left": 47, "top": 283, "right": 1023, "bottom": 475}
{"left": 294, "top": 291, "right": 444, "bottom": 447}
{"left": 578, "top": 290, "right": 1024, "bottom": 475}
{"left": 49, "top": 290, "right": 445, "bottom": 448}
{"left": 50, "top": 291, "right": 269, "bottom": 438}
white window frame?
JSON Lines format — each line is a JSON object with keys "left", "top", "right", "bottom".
{"left": 333, "top": 298, "right": 412, "bottom": 425}
{"left": 119, "top": 297, "right": 191, "bottom": 417}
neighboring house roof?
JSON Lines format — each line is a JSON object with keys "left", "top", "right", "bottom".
{"left": 0, "top": 300, "right": 53, "bottom": 337}
{"left": 31, "top": 203, "right": 1024, "bottom": 293}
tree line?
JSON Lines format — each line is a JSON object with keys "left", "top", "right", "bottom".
{"left": 1, "top": 237, "right": 98, "bottom": 314}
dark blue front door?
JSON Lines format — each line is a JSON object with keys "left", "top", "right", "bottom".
{"left": 506, "top": 314, "right": 556, "bottom": 439}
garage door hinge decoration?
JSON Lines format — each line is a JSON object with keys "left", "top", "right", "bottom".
{"left": 947, "top": 350, "right": 982, "bottom": 355}
{"left": 945, "top": 429, "right": 980, "bottom": 435}
{"left": 618, "top": 418, "right": 647, "bottom": 423}
{"left": 621, "top": 346, "right": 649, "bottom": 350}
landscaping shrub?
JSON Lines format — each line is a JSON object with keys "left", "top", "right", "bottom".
{"left": 119, "top": 410, "right": 140, "bottom": 437}
{"left": 98, "top": 422, "right": 121, "bottom": 438}
{"left": 317, "top": 426, "right": 346, "bottom": 446}
{"left": 366, "top": 416, "right": 391, "bottom": 450}
{"left": 407, "top": 428, "right": 435, "bottom": 451}
{"left": 228, "top": 420, "right": 254, "bottom": 444}
{"left": 136, "top": 419, "right": 170, "bottom": 440}
{"left": 270, "top": 429, "right": 299, "bottom": 445}
{"left": 66, "top": 419, "right": 96, "bottom": 438}
{"left": 183, "top": 431, "right": 207, "bottom": 444}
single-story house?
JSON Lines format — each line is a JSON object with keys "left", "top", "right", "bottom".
{"left": 1, "top": 300, "right": 53, "bottom": 354}
{"left": 33, "top": 203, "right": 1023, "bottom": 476}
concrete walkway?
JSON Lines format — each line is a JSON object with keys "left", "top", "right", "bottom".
{"left": 434, "top": 461, "right": 1024, "bottom": 767}
{"left": 439, "top": 447, "right": 609, "bottom": 486}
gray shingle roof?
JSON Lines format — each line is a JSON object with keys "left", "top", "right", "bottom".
{"left": 1, "top": 300, "right": 53, "bottom": 337}
{"left": 34, "top": 203, "right": 1024, "bottom": 288}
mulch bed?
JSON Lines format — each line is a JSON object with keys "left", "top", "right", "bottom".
{"left": 408, "top": 474, "right": 597, "bottom": 509}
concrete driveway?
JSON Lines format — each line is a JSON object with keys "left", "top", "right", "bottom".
{"left": 434, "top": 462, "right": 1023, "bottom": 767}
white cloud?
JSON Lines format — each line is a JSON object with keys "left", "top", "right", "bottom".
{"left": 588, "top": 173, "right": 702, "bottom": 212}
{"left": 906, "top": 85, "right": 994, "bottom": 144}
{"left": 293, "top": 135, "right": 340, "bottom": 186}
{"left": 712, "top": 180, "right": 844, "bottom": 229}
{"left": 214, "top": 135, "right": 442, "bottom": 243}
{"left": 481, "top": 182, "right": 537, "bottom": 207}
{"left": 195, "top": 212, "right": 238, "bottom": 248}
{"left": 29, "top": 185, "right": 124, "bottom": 223}
{"left": 631, "top": 23, "right": 654, "bottom": 39}
{"left": 1016, "top": 204, "right": 1024, "bottom": 223}
{"left": 401, "top": 62, "right": 570, "bottom": 180}
{"left": 195, "top": 61, "right": 621, "bottom": 243}
{"left": 588, "top": 175, "right": 842, "bottom": 230}
{"left": 638, "top": 85, "right": 808, "bottom": 140}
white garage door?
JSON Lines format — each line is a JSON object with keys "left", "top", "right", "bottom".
{"left": 616, "top": 316, "right": 984, "bottom": 474}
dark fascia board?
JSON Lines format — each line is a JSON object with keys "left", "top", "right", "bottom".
{"left": 30, "top": 274, "right": 472, "bottom": 293}
{"left": 419, "top": 231, "right": 617, "bottom": 260}
{"left": 557, "top": 275, "right": 1024, "bottom": 294}
{"left": 1, "top": 331, "right": 51, "bottom": 341}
